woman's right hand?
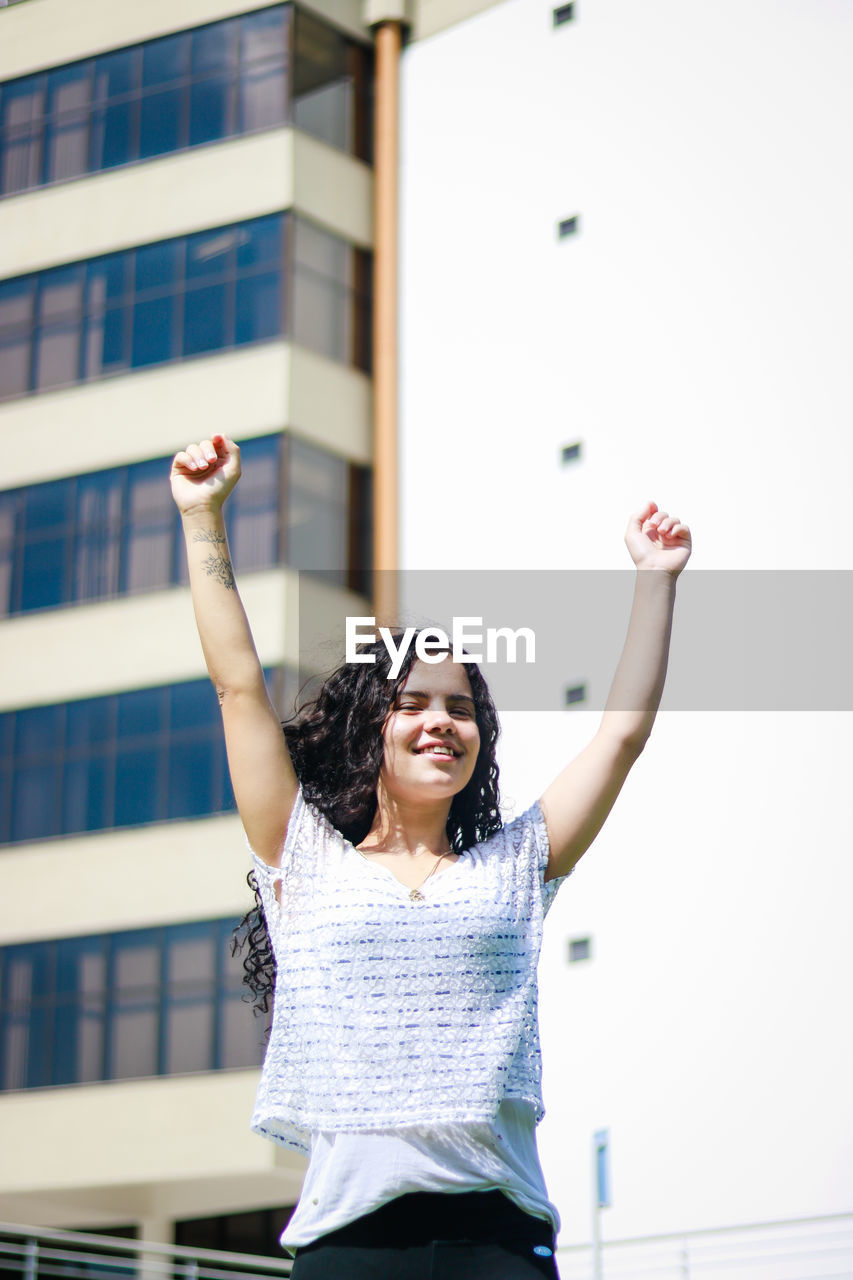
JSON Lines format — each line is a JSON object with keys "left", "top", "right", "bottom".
{"left": 170, "top": 433, "right": 241, "bottom": 514}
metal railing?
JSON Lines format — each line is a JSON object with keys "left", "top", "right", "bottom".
{"left": 3, "top": 1211, "right": 853, "bottom": 1280}
{"left": 0, "top": 1225, "right": 293, "bottom": 1280}
{"left": 554, "top": 1210, "right": 853, "bottom": 1280}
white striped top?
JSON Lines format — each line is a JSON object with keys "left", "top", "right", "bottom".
{"left": 249, "top": 787, "right": 570, "bottom": 1154}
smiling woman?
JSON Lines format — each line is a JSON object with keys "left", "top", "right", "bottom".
{"left": 169, "top": 433, "right": 691, "bottom": 1279}
{"left": 374, "top": 657, "right": 480, "bottom": 799}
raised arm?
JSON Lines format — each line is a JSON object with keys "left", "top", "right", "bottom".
{"left": 171, "top": 434, "right": 297, "bottom": 865}
{"left": 539, "top": 502, "right": 691, "bottom": 881}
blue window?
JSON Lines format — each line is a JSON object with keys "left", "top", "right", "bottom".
{"left": 189, "top": 22, "right": 239, "bottom": 148}
{"left": 0, "top": 214, "right": 287, "bottom": 397}
{"left": 0, "top": 5, "right": 374, "bottom": 198}
{"left": 73, "top": 469, "right": 123, "bottom": 600}
{"left": 0, "top": 212, "right": 371, "bottom": 401}
{"left": 0, "top": 919, "right": 265, "bottom": 1091}
{"left": 0, "top": 431, "right": 372, "bottom": 618}
{"left": 42, "top": 62, "right": 92, "bottom": 185}
{"left": 0, "top": 677, "right": 237, "bottom": 845}
{"left": 90, "top": 48, "right": 138, "bottom": 171}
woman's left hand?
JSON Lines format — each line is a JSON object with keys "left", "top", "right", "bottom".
{"left": 625, "top": 500, "right": 692, "bottom": 576}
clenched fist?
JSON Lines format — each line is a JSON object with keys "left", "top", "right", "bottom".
{"left": 170, "top": 434, "right": 241, "bottom": 515}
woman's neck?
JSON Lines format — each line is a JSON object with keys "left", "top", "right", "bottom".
{"left": 358, "top": 787, "right": 452, "bottom": 857}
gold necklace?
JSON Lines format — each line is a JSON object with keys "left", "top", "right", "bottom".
{"left": 407, "top": 851, "right": 453, "bottom": 902}
{"left": 356, "top": 847, "right": 454, "bottom": 902}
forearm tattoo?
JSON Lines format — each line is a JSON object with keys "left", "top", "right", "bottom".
{"left": 193, "top": 529, "right": 235, "bottom": 590}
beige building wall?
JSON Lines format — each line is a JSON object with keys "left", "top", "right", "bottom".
{"left": 0, "top": 345, "right": 372, "bottom": 488}
{"left": 0, "top": 0, "right": 383, "bottom": 1239}
{"left": 0, "top": 571, "right": 296, "bottom": 711}
{"left": 0, "top": 568, "right": 368, "bottom": 715}
{"left": 0, "top": 1071, "right": 306, "bottom": 1229}
{"left": 0, "top": 812, "right": 251, "bottom": 943}
{"left": 0, "top": 0, "right": 501, "bottom": 76}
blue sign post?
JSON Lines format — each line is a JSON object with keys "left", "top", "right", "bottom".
{"left": 594, "top": 1128, "right": 611, "bottom": 1208}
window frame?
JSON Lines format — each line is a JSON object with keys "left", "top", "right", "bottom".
{"left": 0, "top": 3, "right": 374, "bottom": 200}
{"left": 0, "top": 431, "right": 371, "bottom": 619}
{"left": 0, "top": 677, "right": 234, "bottom": 845}
{"left": 0, "top": 210, "right": 373, "bottom": 404}
{"left": 0, "top": 918, "right": 265, "bottom": 1092}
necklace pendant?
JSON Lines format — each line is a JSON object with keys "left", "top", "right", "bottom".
{"left": 409, "top": 888, "right": 425, "bottom": 902}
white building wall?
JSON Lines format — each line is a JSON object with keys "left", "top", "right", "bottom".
{"left": 399, "top": 0, "right": 853, "bottom": 1249}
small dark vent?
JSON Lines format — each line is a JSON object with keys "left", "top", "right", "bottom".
{"left": 558, "top": 215, "right": 580, "bottom": 238}
{"left": 568, "top": 937, "right": 592, "bottom": 962}
{"left": 552, "top": 2, "right": 575, "bottom": 26}
{"left": 565, "top": 683, "right": 586, "bottom": 706}
{"left": 561, "top": 442, "right": 582, "bottom": 464}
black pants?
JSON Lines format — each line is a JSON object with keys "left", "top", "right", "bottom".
{"left": 289, "top": 1189, "right": 561, "bottom": 1279}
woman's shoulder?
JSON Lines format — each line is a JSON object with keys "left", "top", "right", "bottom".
{"left": 248, "top": 785, "right": 350, "bottom": 874}
{"left": 470, "top": 799, "right": 546, "bottom": 858}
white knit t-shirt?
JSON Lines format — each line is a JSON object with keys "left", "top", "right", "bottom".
{"left": 249, "top": 787, "right": 570, "bottom": 1154}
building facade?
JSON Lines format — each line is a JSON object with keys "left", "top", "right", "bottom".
{"left": 0, "top": 0, "right": 383, "bottom": 1252}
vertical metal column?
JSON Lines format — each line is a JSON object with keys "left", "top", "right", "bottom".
{"left": 591, "top": 1128, "right": 611, "bottom": 1280}
{"left": 591, "top": 1192, "right": 602, "bottom": 1280}
{"left": 23, "top": 1239, "right": 38, "bottom": 1280}
{"left": 680, "top": 1238, "right": 691, "bottom": 1279}
{"left": 371, "top": 18, "right": 402, "bottom": 625}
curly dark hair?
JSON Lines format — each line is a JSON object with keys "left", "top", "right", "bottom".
{"left": 232, "top": 631, "right": 502, "bottom": 1014}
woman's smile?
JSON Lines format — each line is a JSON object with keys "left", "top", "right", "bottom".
{"left": 413, "top": 741, "right": 463, "bottom": 759}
